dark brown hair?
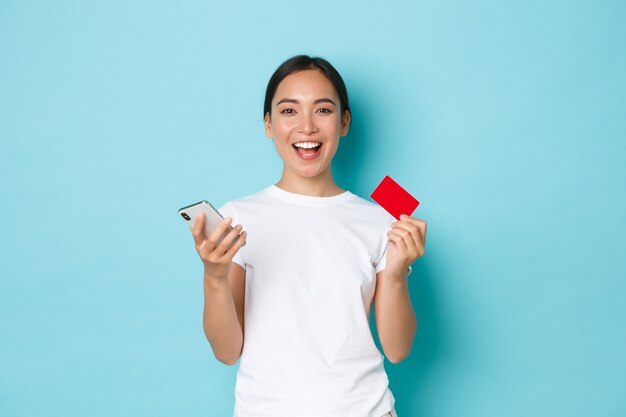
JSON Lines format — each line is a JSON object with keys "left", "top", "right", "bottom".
{"left": 263, "top": 55, "right": 350, "bottom": 118}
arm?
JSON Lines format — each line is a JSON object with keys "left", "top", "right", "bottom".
{"left": 374, "top": 268, "right": 416, "bottom": 363}
{"left": 203, "top": 263, "right": 246, "bottom": 365}
{"left": 192, "top": 213, "right": 247, "bottom": 366}
{"left": 374, "top": 214, "right": 427, "bottom": 363}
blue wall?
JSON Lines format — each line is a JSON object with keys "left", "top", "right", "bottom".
{"left": 1, "top": 1, "right": 625, "bottom": 416}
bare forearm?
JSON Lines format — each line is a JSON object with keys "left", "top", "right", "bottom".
{"left": 375, "top": 272, "right": 417, "bottom": 363}
{"left": 202, "top": 273, "right": 243, "bottom": 365}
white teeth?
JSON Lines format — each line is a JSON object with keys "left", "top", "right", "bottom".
{"left": 293, "top": 142, "right": 321, "bottom": 149}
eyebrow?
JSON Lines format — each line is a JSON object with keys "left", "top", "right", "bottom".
{"left": 276, "top": 97, "right": 337, "bottom": 106}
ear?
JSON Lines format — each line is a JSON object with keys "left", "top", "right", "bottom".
{"left": 264, "top": 112, "right": 273, "bottom": 138}
{"left": 340, "top": 110, "right": 351, "bottom": 137}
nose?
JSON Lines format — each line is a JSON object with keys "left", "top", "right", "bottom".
{"left": 298, "top": 111, "right": 318, "bottom": 134}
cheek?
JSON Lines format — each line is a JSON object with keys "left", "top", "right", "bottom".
{"left": 319, "top": 117, "right": 341, "bottom": 132}
{"left": 274, "top": 119, "right": 298, "bottom": 136}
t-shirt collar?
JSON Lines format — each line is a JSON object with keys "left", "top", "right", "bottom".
{"left": 266, "top": 184, "right": 354, "bottom": 205}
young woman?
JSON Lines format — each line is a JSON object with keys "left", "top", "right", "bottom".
{"left": 191, "top": 55, "right": 427, "bottom": 417}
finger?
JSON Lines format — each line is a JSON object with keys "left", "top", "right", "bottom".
{"left": 390, "top": 227, "right": 419, "bottom": 257}
{"left": 207, "top": 217, "right": 234, "bottom": 249}
{"left": 391, "top": 221, "right": 421, "bottom": 249}
{"left": 192, "top": 212, "right": 206, "bottom": 245}
{"left": 216, "top": 224, "right": 245, "bottom": 255}
{"left": 401, "top": 227, "right": 420, "bottom": 256}
{"left": 387, "top": 230, "right": 409, "bottom": 253}
{"left": 400, "top": 214, "right": 426, "bottom": 228}
{"left": 224, "top": 230, "right": 247, "bottom": 260}
{"left": 399, "top": 215, "right": 427, "bottom": 246}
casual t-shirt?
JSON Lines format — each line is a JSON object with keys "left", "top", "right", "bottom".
{"left": 218, "top": 185, "right": 405, "bottom": 417}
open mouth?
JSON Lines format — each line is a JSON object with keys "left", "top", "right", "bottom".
{"left": 293, "top": 142, "right": 322, "bottom": 160}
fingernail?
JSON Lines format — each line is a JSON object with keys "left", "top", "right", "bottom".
{"left": 224, "top": 217, "right": 232, "bottom": 224}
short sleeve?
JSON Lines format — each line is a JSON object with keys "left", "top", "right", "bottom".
{"left": 374, "top": 241, "right": 390, "bottom": 273}
{"left": 373, "top": 215, "right": 394, "bottom": 273}
{"left": 373, "top": 215, "right": 413, "bottom": 276}
{"left": 217, "top": 202, "right": 246, "bottom": 270}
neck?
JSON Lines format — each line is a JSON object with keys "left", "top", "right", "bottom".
{"left": 275, "top": 166, "right": 345, "bottom": 197}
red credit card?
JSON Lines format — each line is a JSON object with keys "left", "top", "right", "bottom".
{"left": 371, "top": 175, "right": 420, "bottom": 220}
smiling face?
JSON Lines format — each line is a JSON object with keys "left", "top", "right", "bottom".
{"left": 264, "top": 69, "right": 351, "bottom": 181}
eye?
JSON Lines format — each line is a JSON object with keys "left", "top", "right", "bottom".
{"left": 317, "top": 108, "right": 333, "bottom": 114}
{"left": 280, "top": 108, "right": 296, "bottom": 115}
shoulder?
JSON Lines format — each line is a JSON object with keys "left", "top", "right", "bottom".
{"left": 344, "top": 192, "right": 395, "bottom": 225}
{"left": 342, "top": 194, "right": 396, "bottom": 234}
{"left": 218, "top": 187, "right": 272, "bottom": 215}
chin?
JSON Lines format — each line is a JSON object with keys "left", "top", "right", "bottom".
{"left": 297, "top": 169, "right": 323, "bottom": 178}
{"left": 300, "top": 165, "right": 331, "bottom": 178}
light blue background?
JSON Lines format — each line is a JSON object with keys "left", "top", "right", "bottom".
{"left": 1, "top": 1, "right": 625, "bottom": 416}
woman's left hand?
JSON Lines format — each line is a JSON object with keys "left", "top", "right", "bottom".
{"left": 384, "top": 214, "right": 427, "bottom": 280}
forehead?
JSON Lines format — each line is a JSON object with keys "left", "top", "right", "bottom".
{"left": 273, "top": 69, "right": 339, "bottom": 103}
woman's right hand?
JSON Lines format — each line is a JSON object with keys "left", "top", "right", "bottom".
{"left": 192, "top": 212, "right": 247, "bottom": 282}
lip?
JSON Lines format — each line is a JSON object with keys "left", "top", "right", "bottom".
{"left": 292, "top": 139, "right": 323, "bottom": 145}
{"left": 292, "top": 142, "right": 323, "bottom": 160}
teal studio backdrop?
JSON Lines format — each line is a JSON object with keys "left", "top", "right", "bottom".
{"left": 1, "top": 1, "right": 625, "bottom": 416}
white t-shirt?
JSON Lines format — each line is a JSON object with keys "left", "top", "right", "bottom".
{"left": 219, "top": 185, "right": 403, "bottom": 417}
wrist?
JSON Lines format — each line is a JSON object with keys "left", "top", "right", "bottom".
{"left": 384, "top": 267, "right": 410, "bottom": 283}
{"left": 203, "top": 270, "right": 229, "bottom": 288}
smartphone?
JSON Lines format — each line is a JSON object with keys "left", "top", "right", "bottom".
{"left": 178, "top": 200, "right": 242, "bottom": 246}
